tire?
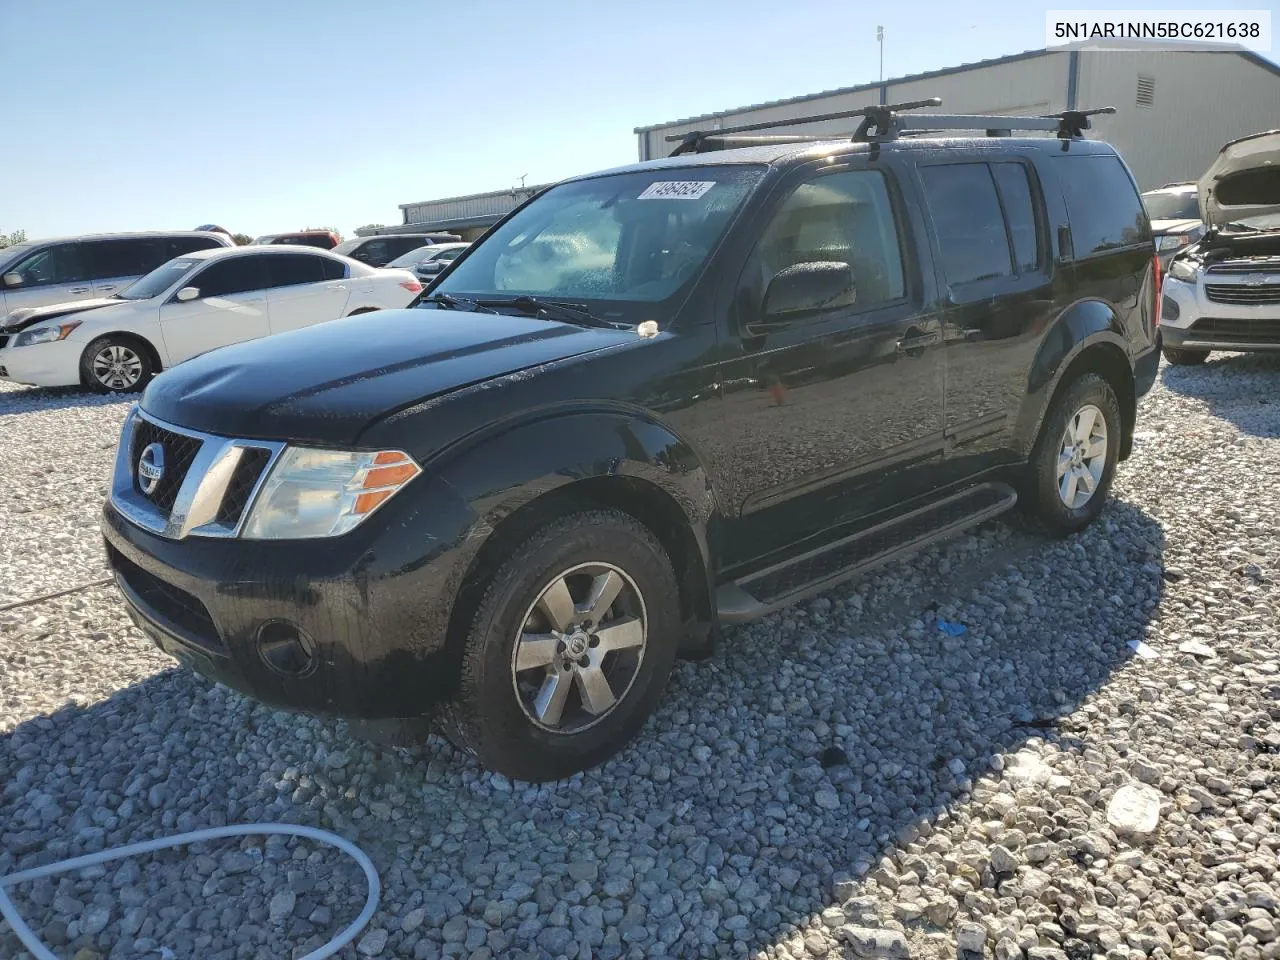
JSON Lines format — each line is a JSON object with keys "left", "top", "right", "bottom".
{"left": 1016, "top": 373, "right": 1122, "bottom": 538}
{"left": 440, "top": 509, "right": 680, "bottom": 782}
{"left": 1162, "top": 345, "right": 1209, "bottom": 365}
{"left": 80, "top": 335, "right": 155, "bottom": 393}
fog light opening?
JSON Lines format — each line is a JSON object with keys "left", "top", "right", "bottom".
{"left": 257, "top": 620, "right": 317, "bottom": 678}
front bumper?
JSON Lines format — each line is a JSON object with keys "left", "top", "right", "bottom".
{"left": 0, "top": 340, "right": 83, "bottom": 387}
{"left": 1162, "top": 273, "right": 1280, "bottom": 353}
{"left": 101, "top": 471, "right": 478, "bottom": 720}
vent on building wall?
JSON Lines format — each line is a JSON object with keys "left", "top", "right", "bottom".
{"left": 1136, "top": 75, "right": 1155, "bottom": 107}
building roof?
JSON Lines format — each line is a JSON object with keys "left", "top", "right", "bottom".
{"left": 634, "top": 42, "right": 1280, "bottom": 134}
{"left": 398, "top": 184, "right": 552, "bottom": 213}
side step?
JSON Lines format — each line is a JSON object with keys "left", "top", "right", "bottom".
{"left": 716, "top": 482, "right": 1018, "bottom": 623}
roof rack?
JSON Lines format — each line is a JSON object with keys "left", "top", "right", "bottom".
{"left": 666, "top": 98, "right": 1117, "bottom": 155}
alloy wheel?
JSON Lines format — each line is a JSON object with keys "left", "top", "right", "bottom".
{"left": 510, "top": 562, "right": 647, "bottom": 734}
{"left": 1056, "top": 402, "right": 1108, "bottom": 509}
{"left": 92, "top": 345, "right": 143, "bottom": 391}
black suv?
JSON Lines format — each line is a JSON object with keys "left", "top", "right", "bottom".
{"left": 102, "top": 103, "right": 1160, "bottom": 781}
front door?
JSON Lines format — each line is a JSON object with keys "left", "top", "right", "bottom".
{"left": 714, "top": 162, "right": 947, "bottom": 568}
{"left": 159, "top": 254, "right": 271, "bottom": 364}
{"left": 0, "top": 242, "right": 94, "bottom": 310}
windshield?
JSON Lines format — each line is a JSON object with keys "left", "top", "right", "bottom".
{"left": 387, "top": 245, "right": 440, "bottom": 268}
{"left": 1143, "top": 190, "right": 1199, "bottom": 221}
{"left": 115, "top": 257, "right": 200, "bottom": 300}
{"left": 434, "top": 166, "right": 764, "bottom": 321}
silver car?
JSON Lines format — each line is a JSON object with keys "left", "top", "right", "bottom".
{"left": 0, "top": 231, "right": 234, "bottom": 316}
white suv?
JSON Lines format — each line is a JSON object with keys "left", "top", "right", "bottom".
{"left": 0, "top": 232, "right": 234, "bottom": 315}
{"left": 1160, "top": 131, "right": 1280, "bottom": 365}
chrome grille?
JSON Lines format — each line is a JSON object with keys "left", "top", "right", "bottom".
{"left": 1206, "top": 258, "right": 1280, "bottom": 275}
{"left": 1205, "top": 283, "right": 1280, "bottom": 306}
{"left": 110, "top": 408, "right": 284, "bottom": 540}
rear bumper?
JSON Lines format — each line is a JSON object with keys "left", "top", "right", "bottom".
{"left": 101, "top": 475, "right": 477, "bottom": 720}
{"left": 1134, "top": 344, "right": 1159, "bottom": 398}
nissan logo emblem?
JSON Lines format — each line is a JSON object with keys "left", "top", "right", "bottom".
{"left": 137, "top": 442, "right": 165, "bottom": 496}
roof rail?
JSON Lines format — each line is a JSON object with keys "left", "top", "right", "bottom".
{"left": 665, "top": 98, "right": 1117, "bottom": 155}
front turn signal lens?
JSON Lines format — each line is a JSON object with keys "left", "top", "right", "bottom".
{"left": 242, "top": 447, "right": 421, "bottom": 540}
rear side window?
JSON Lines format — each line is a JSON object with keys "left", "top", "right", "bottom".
{"left": 266, "top": 253, "right": 328, "bottom": 287}
{"left": 320, "top": 257, "right": 346, "bottom": 280}
{"left": 1056, "top": 155, "right": 1151, "bottom": 257}
{"left": 169, "top": 236, "right": 225, "bottom": 258}
{"left": 84, "top": 239, "right": 160, "bottom": 280}
{"left": 920, "top": 164, "right": 1012, "bottom": 285}
{"left": 991, "top": 163, "right": 1041, "bottom": 272}
{"left": 351, "top": 240, "right": 387, "bottom": 264}
{"left": 192, "top": 256, "right": 269, "bottom": 297}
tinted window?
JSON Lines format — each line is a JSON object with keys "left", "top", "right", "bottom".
{"left": 266, "top": 253, "right": 328, "bottom": 287}
{"left": 320, "top": 257, "right": 346, "bottom": 281}
{"left": 991, "top": 163, "right": 1041, "bottom": 273}
{"left": 8, "top": 243, "right": 87, "bottom": 287}
{"left": 191, "top": 256, "right": 269, "bottom": 297}
{"left": 920, "top": 163, "right": 1012, "bottom": 285}
{"left": 84, "top": 239, "right": 161, "bottom": 280}
{"left": 436, "top": 248, "right": 464, "bottom": 262}
{"left": 352, "top": 240, "right": 389, "bottom": 264}
{"left": 390, "top": 237, "right": 428, "bottom": 258}
{"left": 169, "top": 236, "right": 224, "bottom": 258}
{"left": 1142, "top": 190, "right": 1199, "bottom": 221}
{"left": 1056, "top": 155, "right": 1150, "bottom": 257}
{"left": 754, "top": 169, "right": 906, "bottom": 310}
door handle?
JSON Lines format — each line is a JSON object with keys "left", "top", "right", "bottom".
{"left": 896, "top": 331, "right": 940, "bottom": 356}
{"left": 69, "top": 286, "right": 91, "bottom": 294}
{"left": 325, "top": 284, "right": 347, "bottom": 291}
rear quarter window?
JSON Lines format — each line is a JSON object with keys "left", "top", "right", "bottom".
{"left": 1055, "top": 155, "right": 1151, "bottom": 258}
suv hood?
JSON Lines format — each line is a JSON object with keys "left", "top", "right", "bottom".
{"left": 1, "top": 297, "right": 122, "bottom": 332}
{"left": 1199, "top": 129, "right": 1280, "bottom": 228}
{"left": 142, "top": 308, "right": 636, "bottom": 445}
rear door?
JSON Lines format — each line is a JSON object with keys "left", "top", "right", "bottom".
{"left": 0, "top": 242, "right": 93, "bottom": 309}
{"left": 85, "top": 238, "right": 160, "bottom": 297}
{"left": 158, "top": 255, "right": 271, "bottom": 363}
{"left": 916, "top": 157, "right": 1055, "bottom": 474}
{"left": 265, "top": 253, "right": 351, "bottom": 334}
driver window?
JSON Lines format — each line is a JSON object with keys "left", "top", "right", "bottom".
{"left": 754, "top": 170, "right": 906, "bottom": 311}
{"left": 10, "top": 244, "right": 87, "bottom": 288}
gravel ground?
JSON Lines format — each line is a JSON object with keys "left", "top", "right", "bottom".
{"left": 1, "top": 355, "right": 1278, "bottom": 960}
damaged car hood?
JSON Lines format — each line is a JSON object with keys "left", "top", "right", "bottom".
{"left": 0, "top": 297, "right": 122, "bottom": 332}
{"left": 1199, "top": 129, "right": 1280, "bottom": 228}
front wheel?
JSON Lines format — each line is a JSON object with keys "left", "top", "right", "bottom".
{"left": 440, "top": 510, "right": 680, "bottom": 782}
{"left": 80, "top": 335, "right": 155, "bottom": 393}
{"left": 1162, "top": 345, "right": 1209, "bottom": 365}
{"left": 1016, "top": 373, "right": 1122, "bottom": 538}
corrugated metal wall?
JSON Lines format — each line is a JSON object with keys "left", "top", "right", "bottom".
{"left": 401, "top": 188, "right": 542, "bottom": 227}
{"left": 636, "top": 51, "right": 1279, "bottom": 190}
{"left": 1080, "top": 51, "right": 1280, "bottom": 189}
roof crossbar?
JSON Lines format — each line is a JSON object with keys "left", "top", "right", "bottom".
{"left": 665, "top": 98, "right": 1116, "bottom": 155}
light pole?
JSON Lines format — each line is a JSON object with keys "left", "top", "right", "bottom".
{"left": 877, "top": 25, "right": 884, "bottom": 84}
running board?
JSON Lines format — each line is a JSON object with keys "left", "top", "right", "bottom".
{"left": 716, "top": 482, "right": 1018, "bottom": 623}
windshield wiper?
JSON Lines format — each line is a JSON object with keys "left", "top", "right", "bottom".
{"left": 473, "top": 295, "right": 626, "bottom": 329}
{"left": 419, "top": 292, "right": 498, "bottom": 313}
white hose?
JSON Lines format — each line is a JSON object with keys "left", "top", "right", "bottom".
{"left": 0, "top": 823, "right": 380, "bottom": 960}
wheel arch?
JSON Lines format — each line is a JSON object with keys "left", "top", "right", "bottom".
{"left": 78, "top": 331, "right": 164, "bottom": 386}
{"left": 1022, "top": 301, "right": 1137, "bottom": 461}
{"left": 432, "top": 410, "right": 720, "bottom": 684}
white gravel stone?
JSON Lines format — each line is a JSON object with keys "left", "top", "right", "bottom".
{"left": 1107, "top": 783, "right": 1162, "bottom": 837}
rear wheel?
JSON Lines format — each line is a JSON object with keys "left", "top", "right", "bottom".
{"left": 440, "top": 510, "right": 680, "bottom": 782}
{"left": 80, "top": 335, "right": 155, "bottom": 393}
{"left": 1162, "top": 345, "right": 1209, "bottom": 365}
{"left": 1016, "top": 373, "right": 1122, "bottom": 538}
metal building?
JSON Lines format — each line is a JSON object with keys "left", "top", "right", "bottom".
{"left": 370, "top": 184, "right": 551, "bottom": 242}
{"left": 634, "top": 43, "right": 1280, "bottom": 190}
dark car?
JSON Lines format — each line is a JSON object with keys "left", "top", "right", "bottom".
{"left": 253, "top": 231, "right": 342, "bottom": 250}
{"left": 331, "top": 233, "right": 464, "bottom": 267}
{"left": 102, "top": 103, "right": 1160, "bottom": 782}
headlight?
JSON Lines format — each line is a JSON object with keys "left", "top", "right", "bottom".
{"left": 1169, "top": 258, "right": 1199, "bottom": 282}
{"left": 242, "top": 448, "right": 420, "bottom": 540}
{"left": 1156, "top": 235, "right": 1190, "bottom": 251}
{"left": 13, "top": 320, "right": 82, "bottom": 347}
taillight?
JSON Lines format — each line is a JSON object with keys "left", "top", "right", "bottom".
{"left": 400, "top": 280, "right": 423, "bottom": 293}
{"left": 1153, "top": 253, "right": 1162, "bottom": 326}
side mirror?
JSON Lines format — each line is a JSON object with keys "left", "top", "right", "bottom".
{"left": 2, "top": 272, "right": 23, "bottom": 288}
{"left": 760, "top": 261, "right": 855, "bottom": 326}
{"left": 175, "top": 286, "right": 201, "bottom": 302}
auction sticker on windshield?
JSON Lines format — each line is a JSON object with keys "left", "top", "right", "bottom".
{"left": 638, "top": 181, "right": 716, "bottom": 200}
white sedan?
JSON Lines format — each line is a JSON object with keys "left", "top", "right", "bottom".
{"left": 0, "top": 246, "right": 423, "bottom": 393}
